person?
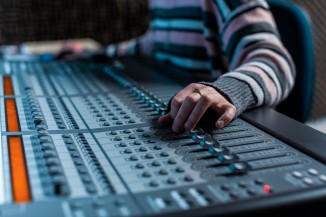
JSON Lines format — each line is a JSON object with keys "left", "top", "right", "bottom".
{"left": 61, "top": 0, "right": 295, "bottom": 132}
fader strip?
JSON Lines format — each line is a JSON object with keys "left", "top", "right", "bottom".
{"left": 0, "top": 59, "right": 326, "bottom": 217}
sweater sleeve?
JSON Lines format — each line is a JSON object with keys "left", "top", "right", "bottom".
{"left": 106, "top": 30, "right": 154, "bottom": 58}
{"left": 201, "top": 0, "right": 296, "bottom": 116}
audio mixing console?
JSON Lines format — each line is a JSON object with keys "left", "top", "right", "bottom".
{"left": 1, "top": 58, "right": 326, "bottom": 217}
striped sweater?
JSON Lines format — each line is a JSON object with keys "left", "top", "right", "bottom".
{"left": 106, "top": 0, "right": 295, "bottom": 116}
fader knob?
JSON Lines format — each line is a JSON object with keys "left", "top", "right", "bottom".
{"left": 33, "top": 115, "right": 44, "bottom": 125}
{"left": 41, "top": 142, "right": 55, "bottom": 150}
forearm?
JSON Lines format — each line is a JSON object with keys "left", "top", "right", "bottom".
{"left": 106, "top": 30, "right": 153, "bottom": 58}
{"left": 208, "top": 0, "right": 295, "bottom": 115}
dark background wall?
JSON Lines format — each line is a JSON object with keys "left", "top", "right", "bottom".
{"left": 291, "top": 0, "right": 326, "bottom": 120}
{"left": 0, "top": 0, "right": 149, "bottom": 45}
{"left": 0, "top": 0, "right": 324, "bottom": 121}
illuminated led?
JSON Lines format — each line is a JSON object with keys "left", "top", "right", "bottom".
{"left": 263, "top": 185, "right": 271, "bottom": 193}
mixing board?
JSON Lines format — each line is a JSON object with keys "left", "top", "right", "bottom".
{"left": 1, "top": 58, "right": 326, "bottom": 217}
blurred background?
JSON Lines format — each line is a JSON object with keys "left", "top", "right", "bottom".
{"left": 0, "top": 0, "right": 325, "bottom": 129}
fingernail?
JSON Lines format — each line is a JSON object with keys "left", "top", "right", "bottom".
{"left": 218, "top": 120, "right": 224, "bottom": 128}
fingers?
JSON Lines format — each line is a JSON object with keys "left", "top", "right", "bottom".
{"left": 184, "top": 95, "right": 212, "bottom": 130}
{"left": 56, "top": 41, "right": 83, "bottom": 60}
{"left": 170, "top": 86, "right": 192, "bottom": 119}
{"left": 158, "top": 83, "right": 237, "bottom": 132}
{"left": 158, "top": 113, "right": 173, "bottom": 127}
{"left": 172, "top": 93, "right": 201, "bottom": 132}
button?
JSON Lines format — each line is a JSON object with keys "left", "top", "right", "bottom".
{"left": 39, "top": 135, "right": 52, "bottom": 143}
{"left": 138, "top": 147, "right": 147, "bottom": 152}
{"left": 141, "top": 154, "right": 153, "bottom": 160}
{"left": 103, "top": 122, "right": 110, "bottom": 126}
{"left": 167, "top": 159, "right": 177, "bottom": 165}
{"left": 142, "top": 133, "right": 150, "bottom": 138}
{"left": 149, "top": 181, "right": 159, "bottom": 187}
{"left": 58, "top": 124, "right": 66, "bottom": 129}
{"left": 46, "top": 158, "right": 60, "bottom": 166}
{"left": 115, "top": 121, "right": 123, "bottom": 125}
{"left": 159, "top": 169, "right": 168, "bottom": 175}
{"left": 319, "top": 175, "right": 326, "bottom": 182}
{"left": 135, "top": 163, "right": 145, "bottom": 169}
{"left": 52, "top": 175, "right": 66, "bottom": 185}
{"left": 62, "top": 134, "right": 70, "bottom": 139}
{"left": 124, "top": 149, "right": 132, "bottom": 154}
{"left": 221, "top": 184, "right": 231, "bottom": 191}
{"left": 166, "top": 178, "right": 176, "bottom": 185}
{"left": 43, "top": 150, "right": 57, "bottom": 158}
{"left": 303, "top": 177, "right": 314, "bottom": 185}
{"left": 247, "top": 188, "right": 257, "bottom": 196}
{"left": 99, "top": 118, "right": 107, "bottom": 122}
{"left": 41, "top": 142, "right": 55, "bottom": 150}
{"left": 184, "top": 175, "right": 194, "bottom": 182}
{"left": 136, "top": 128, "right": 144, "bottom": 132}
{"left": 112, "top": 117, "right": 119, "bottom": 120}
{"left": 292, "top": 171, "right": 304, "bottom": 178}
{"left": 133, "top": 141, "right": 142, "bottom": 146}
{"left": 151, "top": 161, "right": 161, "bottom": 167}
{"left": 128, "top": 120, "right": 136, "bottom": 123}
{"left": 36, "top": 124, "right": 48, "bottom": 130}
{"left": 238, "top": 181, "right": 247, "bottom": 188}
{"left": 38, "top": 130, "right": 49, "bottom": 136}
{"left": 122, "top": 129, "right": 131, "bottom": 134}
{"left": 254, "top": 178, "right": 264, "bottom": 185}
{"left": 153, "top": 145, "right": 161, "bottom": 150}
{"left": 175, "top": 167, "right": 185, "bottom": 173}
{"left": 85, "top": 184, "right": 97, "bottom": 194}
{"left": 263, "top": 184, "right": 272, "bottom": 193}
{"left": 308, "top": 168, "right": 319, "bottom": 176}
{"left": 160, "top": 152, "right": 169, "bottom": 157}
{"left": 141, "top": 171, "right": 151, "bottom": 178}
{"left": 67, "top": 145, "right": 76, "bottom": 151}
{"left": 34, "top": 115, "right": 44, "bottom": 125}
{"left": 129, "top": 156, "right": 138, "bottom": 161}
{"left": 154, "top": 197, "right": 170, "bottom": 209}
{"left": 70, "top": 152, "right": 80, "bottom": 158}
{"left": 128, "top": 135, "right": 136, "bottom": 139}
{"left": 81, "top": 175, "right": 92, "bottom": 183}
{"left": 49, "top": 166, "right": 63, "bottom": 175}
{"left": 114, "top": 136, "right": 122, "bottom": 141}
{"left": 229, "top": 191, "right": 239, "bottom": 199}
{"left": 64, "top": 139, "right": 74, "bottom": 144}
{"left": 119, "top": 142, "right": 128, "bottom": 147}
{"left": 77, "top": 166, "right": 87, "bottom": 174}
{"left": 31, "top": 107, "right": 41, "bottom": 112}
{"left": 74, "top": 158, "right": 84, "bottom": 165}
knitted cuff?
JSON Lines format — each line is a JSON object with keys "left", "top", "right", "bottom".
{"left": 199, "top": 76, "right": 257, "bottom": 116}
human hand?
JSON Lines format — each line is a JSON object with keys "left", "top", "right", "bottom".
{"left": 56, "top": 40, "right": 84, "bottom": 60}
{"left": 56, "top": 40, "right": 106, "bottom": 60}
{"left": 158, "top": 83, "right": 237, "bottom": 132}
